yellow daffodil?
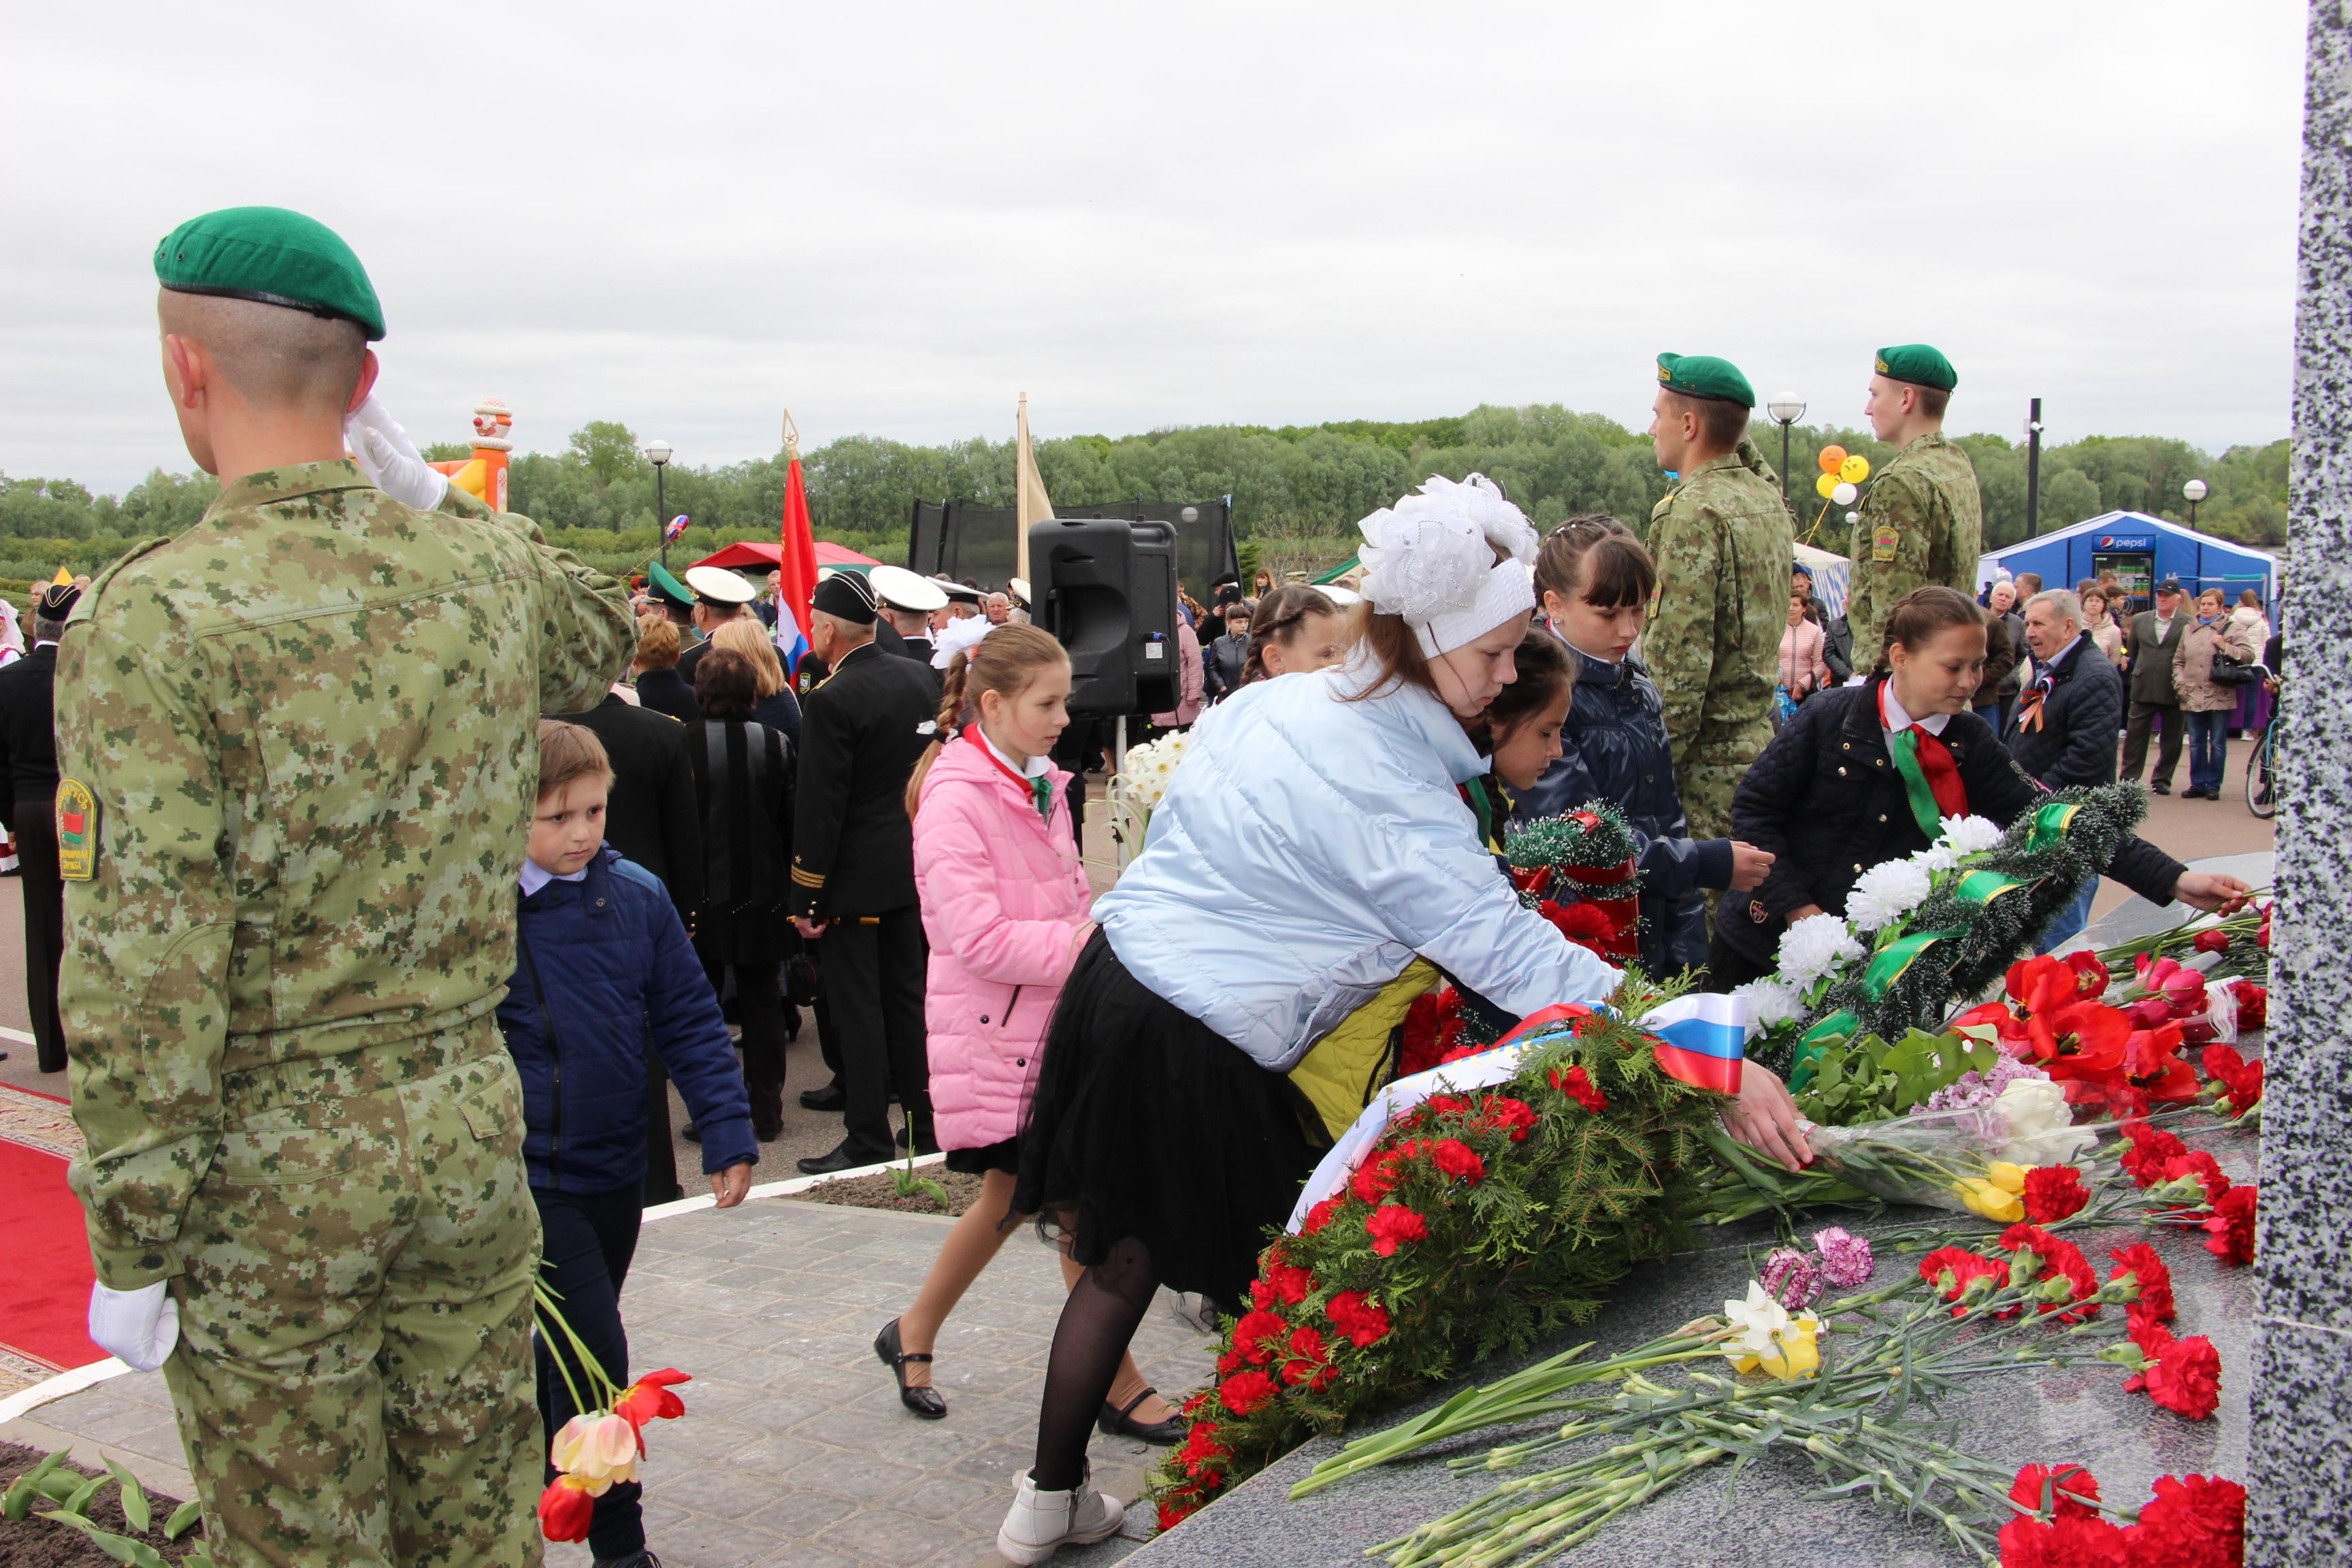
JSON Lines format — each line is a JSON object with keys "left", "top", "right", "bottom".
{"left": 1720, "top": 1282, "right": 1824, "bottom": 1381}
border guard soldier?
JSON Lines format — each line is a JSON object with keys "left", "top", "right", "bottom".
{"left": 1846, "top": 344, "right": 1984, "bottom": 659}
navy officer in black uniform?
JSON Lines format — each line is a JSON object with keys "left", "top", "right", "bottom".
{"left": 791, "top": 570, "right": 944, "bottom": 1173}
{"left": 0, "top": 582, "right": 77, "bottom": 1071}
{"left": 870, "top": 565, "right": 947, "bottom": 687}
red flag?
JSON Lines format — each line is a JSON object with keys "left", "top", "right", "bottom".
{"left": 777, "top": 414, "right": 819, "bottom": 676}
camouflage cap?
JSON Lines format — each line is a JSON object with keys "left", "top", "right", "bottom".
{"left": 1874, "top": 343, "right": 1957, "bottom": 391}
{"left": 1656, "top": 353, "right": 1754, "bottom": 408}
{"left": 154, "top": 207, "right": 385, "bottom": 340}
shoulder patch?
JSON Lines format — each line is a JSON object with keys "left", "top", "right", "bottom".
{"left": 56, "top": 779, "right": 97, "bottom": 881}
{"left": 1872, "top": 523, "right": 1901, "bottom": 563}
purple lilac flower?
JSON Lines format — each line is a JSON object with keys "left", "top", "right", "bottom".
{"left": 1760, "top": 1247, "right": 1825, "bottom": 1311}
{"left": 1811, "top": 1226, "right": 1875, "bottom": 1290}
{"left": 1918, "top": 1055, "right": 2044, "bottom": 1115}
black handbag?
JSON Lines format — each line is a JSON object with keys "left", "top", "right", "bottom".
{"left": 2210, "top": 652, "right": 2259, "bottom": 687}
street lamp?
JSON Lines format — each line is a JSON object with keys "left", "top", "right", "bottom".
{"left": 2183, "top": 477, "right": 2208, "bottom": 529}
{"left": 1765, "top": 392, "right": 1806, "bottom": 502}
{"left": 644, "top": 439, "right": 675, "bottom": 564}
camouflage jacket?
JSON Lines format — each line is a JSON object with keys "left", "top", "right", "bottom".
{"left": 1645, "top": 449, "right": 1795, "bottom": 781}
{"left": 1846, "top": 431, "right": 1983, "bottom": 659}
{"left": 57, "top": 461, "right": 634, "bottom": 1286}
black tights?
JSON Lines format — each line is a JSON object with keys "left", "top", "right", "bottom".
{"left": 1032, "top": 1236, "right": 1159, "bottom": 1490}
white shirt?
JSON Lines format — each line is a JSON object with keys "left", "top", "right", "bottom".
{"left": 975, "top": 725, "right": 1052, "bottom": 782}
{"left": 1878, "top": 681, "right": 1951, "bottom": 737}
{"left": 519, "top": 861, "right": 589, "bottom": 897}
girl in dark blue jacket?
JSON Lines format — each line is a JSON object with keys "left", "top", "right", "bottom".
{"left": 1508, "top": 518, "right": 1774, "bottom": 979}
{"left": 502, "top": 721, "right": 758, "bottom": 1568}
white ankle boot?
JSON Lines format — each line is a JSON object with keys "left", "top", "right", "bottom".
{"left": 996, "top": 1467, "right": 1128, "bottom": 1564}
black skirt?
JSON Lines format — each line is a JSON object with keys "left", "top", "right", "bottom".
{"left": 1013, "top": 931, "right": 1329, "bottom": 1313}
{"left": 945, "top": 1139, "right": 1019, "bottom": 1177}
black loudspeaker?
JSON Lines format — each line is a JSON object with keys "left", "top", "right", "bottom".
{"left": 1030, "top": 518, "right": 1181, "bottom": 718}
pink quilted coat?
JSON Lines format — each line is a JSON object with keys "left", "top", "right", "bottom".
{"left": 911, "top": 731, "right": 1093, "bottom": 1151}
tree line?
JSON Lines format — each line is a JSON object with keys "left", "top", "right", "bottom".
{"left": 0, "top": 407, "right": 2289, "bottom": 587}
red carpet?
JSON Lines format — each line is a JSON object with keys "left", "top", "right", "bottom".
{"left": 0, "top": 1083, "right": 101, "bottom": 1375}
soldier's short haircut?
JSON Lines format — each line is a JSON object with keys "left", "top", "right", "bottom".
{"left": 1916, "top": 387, "right": 1951, "bottom": 419}
{"left": 1667, "top": 391, "right": 1750, "bottom": 452}
{"left": 536, "top": 720, "right": 614, "bottom": 802}
{"left": 157, "top": 290, "right": 367, "bottom": 414}
{"left": 2029, "top": 589, "right": 2082, "bottom": 627}
{"left": 635, "top": 617, "right": 681, "bottom": 670}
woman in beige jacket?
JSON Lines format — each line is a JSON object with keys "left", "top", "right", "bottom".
{"left": 2174, "top": 588, "right": 2256, "bottom": 799}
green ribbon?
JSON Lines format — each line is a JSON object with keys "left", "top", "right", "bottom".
{"left": 1030, "top": 775, "right": 1055, "bottom": 821}
{"left": 1951, "top": 868, "right": 2029, "bottom": 909}
{"left": 1861, "top": 931, "right": 1953, "bottom": 1000}
{"left": 1789, "top": 1009, "right": 1859, "bottom": 1092}
{"left": 1885, "top": 728, "right": 1946, "bottom": 840}
{"left": 2023, "top": 801, "right": 2079, "bottom": 853}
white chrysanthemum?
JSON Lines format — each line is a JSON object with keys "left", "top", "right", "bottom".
{"left": 1938, "top": 815, "right": 2006, "bottom": 856}
{"left": 1731, "top": 977, "right": 1805, "bottom": 1037}
{"left": 1846, "top": 858, "right": 1934, "bottom": 933}
{"left": 1776, "top": 913, "right": 1863, "bottom": 987}
{"left": 1912, "top": 842, "right": 1961, "bottom": 877}
{"left": 1993, "top": 1077, "right": 2097, "bottom": 1166}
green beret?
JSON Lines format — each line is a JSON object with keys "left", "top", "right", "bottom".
{"left": 645, "top": 560, "right": 693, "bottom": 608}
{"left": 1655, "top": 352, "right": 1754, "bottom": 408}
{"left": 154, "top": 207, "right": 385, "bottom": 340}
{"left": 1874, "top": 343, "right": 1956, "bottom": 391}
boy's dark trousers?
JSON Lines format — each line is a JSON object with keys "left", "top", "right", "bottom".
{"left": 534, "top": 1184, "right": 645, "bottom": 1562}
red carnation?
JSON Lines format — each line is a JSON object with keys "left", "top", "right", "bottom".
{"left": 2119, "top": 1120, "right": 2189, "bottom": 1186}
{"left": 2157, "top": 1151, "right": 2232, "bottom": 1206}
{"left": 2200, "top": 1043, "right": 2264, "bottom": 1117}
{"left": 1539, "top": 899, "right": 1618, "bottom": 951}
{"left": 1477, "top": 1094, "right": 1538, "bottom": 1142}
{"left": 1218, "top": 1369, "right": 1279, "bottom": 1416}
{"left": 1998, "top": 1511, "right": 2129, "bottom": 1567}
{"left": 1397, "top": 987, "right": 1463, "bottom": 1078}
{"left": 1176, "top": 1421, "right": 1226, "bottom": 1479}
{"left": 2021, "top": 1165, "right": 2090, "bottom": 1224}
{"left": 1438, "top": 1042, "right": 1492, "bottom": 1065}
{"left": 1180, "top": 1390, "right": 1211, "bottom": 1417}
{"left": 1351, "top": 1145, "right": 1412, "bottom": 1204}
{"left": 1279, "top": 1325, "right": 1335, "bottom": 1390}
{"left": 2203, "top": 1185, "right": 2257, "bottom": 1267}
{"left": 2008, "top": 1461, "right": 2102, "bottom": 1520}
{"left": 1365, "top": 1203, "right": 1428, "bottom": 1257}
{"left": 1428, "top": 1138, "right": 1486, "bottom": 1183}
{"left": 2230, "top": 980, "right": 2266, "bottom": 1029}
{"left": 1424, "top": 1093, "right": 1473, "bottom": 1117}
{"left": 2106, "top": 1243, "right": 2176, "bottom": 1325}
{"left": 1301, "top": 1195, "right": 1343, "bottom": 1235}
{"left": 2127, "top": 1329, "right": 2221, "bottom": 1421}
{"left": 2127, "top": 1474, "right": 2245, "bottom": 1567}
{"left": 1231, "top": 1309, "right": 1287, "bottom": 1367}
{"left": 1267, "top": 1261, "right": 1315, "bottom": 1307}
{"left": 1918, "top": 1246, "right": 2008, "bottom": 1313}
{"left": 1326, "top": 1290, "right": 1392, "bottom": 1349}
{"left": 1156, "top": 1493, "right": 1201, "bottom": 1532}
{"left": 1548, "top": 1064, "right": 1609, "bottom": 1113}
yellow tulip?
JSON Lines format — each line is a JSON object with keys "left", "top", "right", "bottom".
{"left": 1955, "top": 1178, "right": 2025, "bottom": 1224}
{"left": 1984, "top": 1162, "right": 2029, "bottom": 1194}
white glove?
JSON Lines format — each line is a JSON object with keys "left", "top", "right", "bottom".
{"left": 88, "top": 1281, "right": 179, "bottom": 1372}
{"left": 344, "top": 393, "right": 451, "bottom": 510}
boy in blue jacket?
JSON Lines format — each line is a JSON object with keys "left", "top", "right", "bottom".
{"left": 503, "top": 721, "right": 757, "bottom": 1568}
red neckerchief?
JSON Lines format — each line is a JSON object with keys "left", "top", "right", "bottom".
{"left": 964, "top": 726, "right": 1054, "bottom": 820}
{"left": 1878, "top": 682, "right": 1968, "bottom": 832}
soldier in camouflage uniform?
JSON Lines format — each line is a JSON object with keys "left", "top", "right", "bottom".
{"left": 1642, "top": 353, "right": 1795, "bottom": 841}
{"left": 1846, "top": 344, "right": 1983, "bottom": 661}
{"left": 61, "top": 207, "right": 634, "bottom": 1568}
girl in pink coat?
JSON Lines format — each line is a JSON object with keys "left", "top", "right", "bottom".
{"left": 875, "top": 625, "right": 1181, "bottom": 1443}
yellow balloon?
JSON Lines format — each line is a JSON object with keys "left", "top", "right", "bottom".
{"left": 1814, "top": 472, "right": 1840, "bottom": 500}
{"left": 1840, "top": 455, "right": 1872, "bottom": 485}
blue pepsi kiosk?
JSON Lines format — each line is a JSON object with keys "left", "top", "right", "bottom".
{"left": 1974, "top": 510, "right": 2276, "bottom": 615}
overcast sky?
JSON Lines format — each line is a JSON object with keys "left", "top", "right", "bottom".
{"left": 1, "top": 1, "right": 2308, "bottom": 495}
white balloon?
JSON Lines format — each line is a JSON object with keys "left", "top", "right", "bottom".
{"left": 1832, "top": 482, "right": 1859, "bottom": 506}
{"left": 1844, "top": 510, "right": 1860, "bottom": 524}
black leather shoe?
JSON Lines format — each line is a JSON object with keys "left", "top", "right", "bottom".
{"left": 797, "top": 1140, "right": 882, "bottom": 1176}
{"left": 1097, "top": 1388, "right": 1186, "bottom": 1446}
{"left": 800, "top": 1082, "right": 847, "bottom": 1113}
{"left": 874, "top": 1318, "right": 947, "bottom": 1419}
{"left": 680, "top": 1122, "right": 703, "bottom": 1144}
{"left": 2151, "top": 779, "right": 2172, "bottom": 795}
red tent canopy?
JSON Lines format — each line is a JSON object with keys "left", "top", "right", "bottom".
{"left": 691, "top": 540, "right": 882, "bottom": 573}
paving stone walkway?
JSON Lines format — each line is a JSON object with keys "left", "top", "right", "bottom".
{"left": 0, "top": 1195, "right": 1215, "bottom": 1567}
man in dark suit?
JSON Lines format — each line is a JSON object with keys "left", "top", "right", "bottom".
{"left": 2123, "top": 578, "right": 2189, "bottom": 794}
{"left": 870, "top": 566, "right": 947, "bottom": 691}
{"left": 546, "top": 693, "right": 706, "bottom": 1203}
{"left": 2008, "top": 587, "right": 2128, "bottom": 953}
{"left": 678, "top": 565, "right": 759, "bottom": 690}
{"left": 0, "top": 583, "right": 74, "bottom": 1072}
{"left": 789, "top": 571, "right": 941, "bottom": 1173}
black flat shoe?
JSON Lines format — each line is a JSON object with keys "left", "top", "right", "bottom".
{"left": 1097, "top": 1388, "right": 1186, "bottom": 1446}
{"left": 875, "top": 1318, "right": 946, "bottom": 1419}
{"left": 800, "top": 1083, "right": 847, "bottom": 1113}
{"left": 2150, "top": 780, "right": 2172, "bottom": 795}
{"left": 798, "top": 1140, "right": 882, "bottom": 1176}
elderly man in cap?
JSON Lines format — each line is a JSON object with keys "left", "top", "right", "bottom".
{"left": 789, "top": 571, "right": 942, "bottom": 1173}
{"left": 1846, "top": 344, "right": 1984, "bottom": 658}
{"left": 0, "top": 578, "right": 82, "bottom": 1073}
{"left": 676, "top": 564, "right": 760, "bottom": 688}
{"left": 59, "top": 206, "right": 634, "bottom": 1567}
{"left": 1644, "top": 352, "right": 1794, "bottom": 840}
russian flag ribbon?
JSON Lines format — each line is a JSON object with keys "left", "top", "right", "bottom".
{"left": 1641, "top": 993, "right": 1747, "bottom": 1095}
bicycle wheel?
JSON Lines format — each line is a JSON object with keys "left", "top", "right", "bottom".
{"left": 2246, "top": 719, "right": 2278, "bottom": 819}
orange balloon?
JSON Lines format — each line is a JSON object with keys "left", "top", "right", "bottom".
{"left": 1818, "top": 445, "right": 1848, "bottom": 474}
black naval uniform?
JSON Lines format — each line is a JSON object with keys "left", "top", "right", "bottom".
{"left": 548, "top": 693, "right": 705, "bottom": 1203}
{"left": 791, "top": 638, "right": 941, "bottom": 1163}
{"left": 0, "top": 641, "right": 65, "bottom": 1071}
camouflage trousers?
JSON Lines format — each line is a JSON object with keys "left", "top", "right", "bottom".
{"left": 1677, "top": 761, "right": 1748, "bottom": 843}
{"left": 161, "top": 1030, "right": 544, "bottom": 1568}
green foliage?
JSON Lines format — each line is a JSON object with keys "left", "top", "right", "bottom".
{"left": 891, "top": 1154, "right": 950, "bottom": 1207}
{"left": 1793, "top": 1028, "right": 1999, "bottom": 1126}
{"left": 5, "top": 1446, "right": 197, "bottom": 1565}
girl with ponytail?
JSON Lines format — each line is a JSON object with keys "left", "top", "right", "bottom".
{"left": 877, "top": 625, "right": 1182, "bottom": 1447}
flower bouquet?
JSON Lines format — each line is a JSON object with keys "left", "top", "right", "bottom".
{"left": 1101, "top": 728, "right": 1191, "bottom": 867}
{"left": 533, "top": 1286, "right": 691, "bottom": 1541}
